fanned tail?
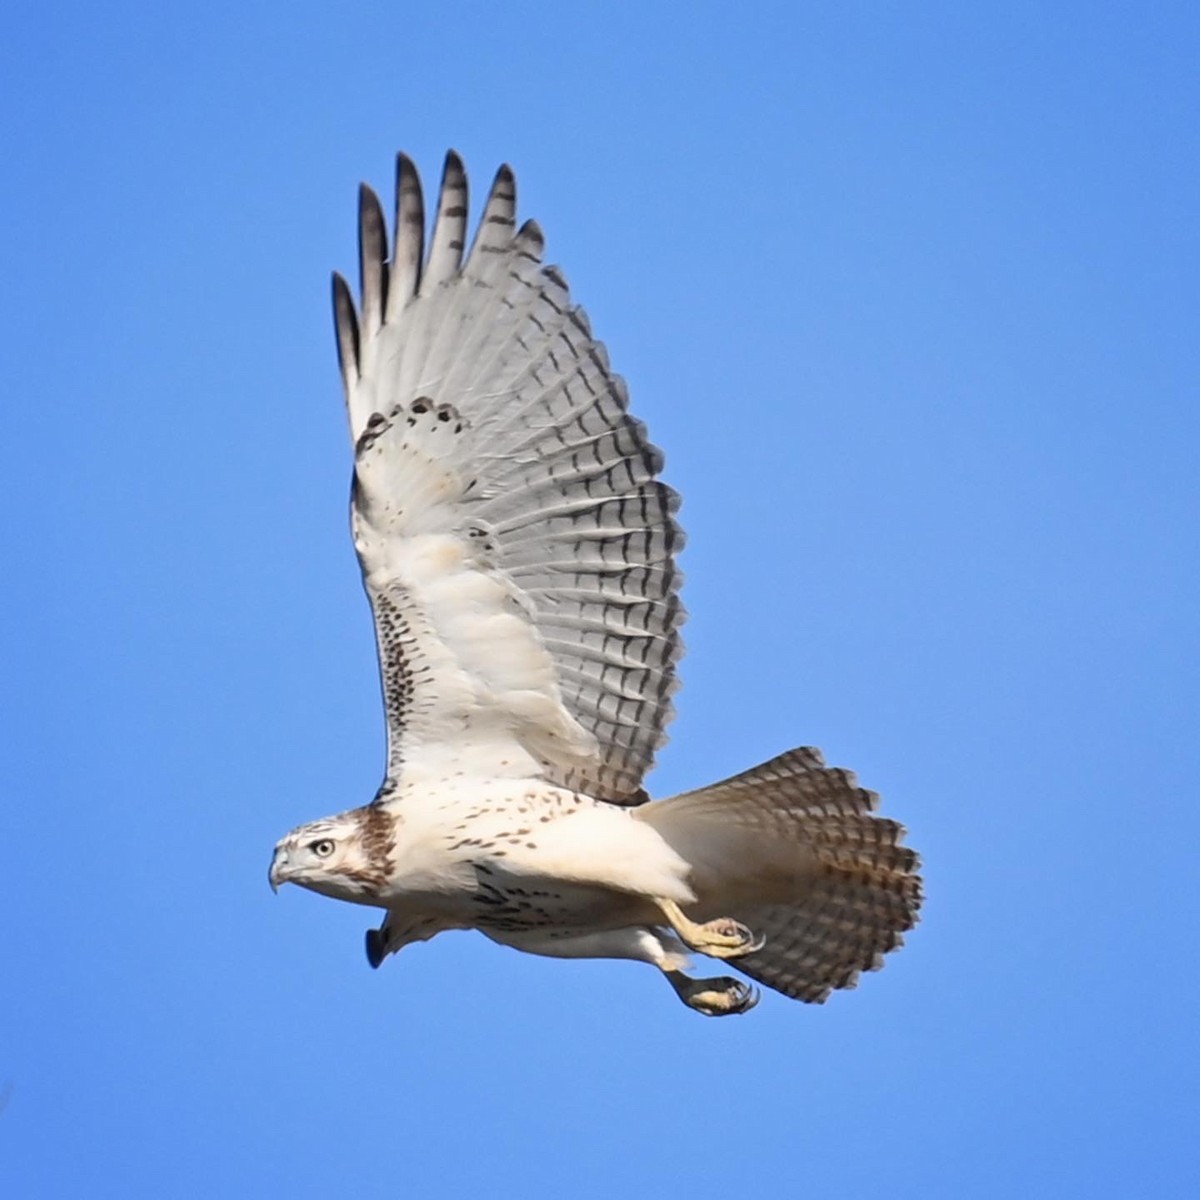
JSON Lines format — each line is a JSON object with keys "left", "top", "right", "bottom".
{"left": 637, "top": 747, "right": 922, "bottom": 1003}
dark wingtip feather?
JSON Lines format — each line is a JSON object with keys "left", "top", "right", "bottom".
{"left": 517, "top": 218, "right": 545, "bottom": 257}
{"left": 358, "top": 184, "right": 388, "bottom": 335}
{"left": 442, "top": 148, "right": 466, "bottom": 182}
{"left": 491, "top": 163, "right": 516, "bottom": 206}
{"left": 394, "top": 152, "right": 423, "bottom": 227}
{"left": 423, "top": 149, "right": 469, "bottom": 288}
{"left": 331, "top": 270, "right": 360, "bottom": 390}
{"left": 387, "top": 152, "right": 425, "bottom": 316}
{"left": 466, "top": 162, "right": 519, "bottom": 270}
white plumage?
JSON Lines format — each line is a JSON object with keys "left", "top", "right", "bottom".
{"left": 269, "top": 152, "right": 921, "bottom": 1016}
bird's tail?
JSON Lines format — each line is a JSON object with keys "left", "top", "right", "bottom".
{"left": 635, "top": 747, "right": 922, "bottom": 1002}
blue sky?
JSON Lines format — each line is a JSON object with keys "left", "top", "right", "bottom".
{"left": 2, "top": 2, "right": 1197, "bottom": 1196}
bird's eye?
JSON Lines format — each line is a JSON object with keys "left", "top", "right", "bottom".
{"left": 310, "top": 838, "right": 335, "bottom": 858}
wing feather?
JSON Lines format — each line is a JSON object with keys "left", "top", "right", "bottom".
{"left": 336, "top": 152, "right": 685, "bottom": 802}
{"left": 358, "top": 185, "right": 388, "bottom": 343}
{"left": 422, "top": 151, "right": 468, "bottom": 290}
{"left": 332, "top": 272, "right": 360, "bottom": 391}
{"left": 385, "top": 153, "right": 424, "bottom": 320}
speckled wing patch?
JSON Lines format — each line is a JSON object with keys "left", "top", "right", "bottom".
{"left": 333, "top": 153, "right": 685, "bottom": 802}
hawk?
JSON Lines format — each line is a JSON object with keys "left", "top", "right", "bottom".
{"left": 269, "top": 151, "right": 922, "bottom": 1015}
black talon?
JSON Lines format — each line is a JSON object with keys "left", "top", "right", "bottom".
{"left": 365, "top": 927, "right": 385, "bottom": 969}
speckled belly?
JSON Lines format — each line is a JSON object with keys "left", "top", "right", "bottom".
{"left": 464, "top": 861, "right": 658, "bottom": 936}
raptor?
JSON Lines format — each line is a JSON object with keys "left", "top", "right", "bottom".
{"left": 269, "top": 151, "right": 922, "bottom": 1015}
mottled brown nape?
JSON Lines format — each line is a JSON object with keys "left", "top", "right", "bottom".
{"left": 353, "top": 804, "right": 396, "bottom": 887}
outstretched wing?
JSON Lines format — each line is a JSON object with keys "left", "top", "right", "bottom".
{"left": 333, "top": 152, "right": 685, "bottom": 803}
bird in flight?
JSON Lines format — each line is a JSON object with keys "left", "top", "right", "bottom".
{"left": 269, "top": 151, "right": 922, "bottom": 1015}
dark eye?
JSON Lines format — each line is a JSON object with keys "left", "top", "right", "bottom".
{"left": 310, "top": 838, "right": 335, "bottom": 858}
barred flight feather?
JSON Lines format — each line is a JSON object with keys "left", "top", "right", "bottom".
{"left": 336, "top": 151, "right": 684, "bottom": 801}
{"left": 640, "top": 748, "right": 922, "bottom": 1003}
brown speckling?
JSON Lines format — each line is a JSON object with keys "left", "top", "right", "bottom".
{"left": 355, "top": 803, "right": 396, "bottom": 885}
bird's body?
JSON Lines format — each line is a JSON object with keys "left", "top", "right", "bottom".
{"left": 270, "top": 151, "right": 922, "bottom": 1015}
{"left": 285, "top": 779, "right": 691, "bottom": 922}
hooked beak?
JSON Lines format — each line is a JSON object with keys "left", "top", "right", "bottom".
{"left": 269, "top": 847, "right": 291, "bottom": 893}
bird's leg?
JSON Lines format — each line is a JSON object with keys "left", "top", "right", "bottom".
{"left": 483, "top": 925, "right": 692, "bottom": 972}
{"left": 665, "top": 970, "right": 760, "bottom": 1017}
{"left": 653, "top": 898, "right": 765, "bottom": 959}
{"left": 482, "top": 925, "right": 761, "bottom": 1017}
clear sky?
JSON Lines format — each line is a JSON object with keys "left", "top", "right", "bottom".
{"left": 2, "top": 2, "right": 1197, "bottom": 1196}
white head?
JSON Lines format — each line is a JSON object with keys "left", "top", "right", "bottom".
{"left": 269, "top": 807, "right": 392, "bottom": 903}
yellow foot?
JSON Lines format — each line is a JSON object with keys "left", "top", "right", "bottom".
{"left": 655, "top": 898, "right": 765, "bottom": 959}
{"left": 667, "top": 971, "right": 760, "bottom": 1017}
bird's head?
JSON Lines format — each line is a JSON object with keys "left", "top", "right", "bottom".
{"left": 269, "top": 808, "right": 391, "bottom": 902}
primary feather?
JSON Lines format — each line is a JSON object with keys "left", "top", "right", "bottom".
{"left": 338, "top": 152, "right": 683, "bottom": 802}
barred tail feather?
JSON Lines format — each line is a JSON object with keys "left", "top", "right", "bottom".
{"left": 637, "top": 747, "right": 922, "bottom": 1003}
